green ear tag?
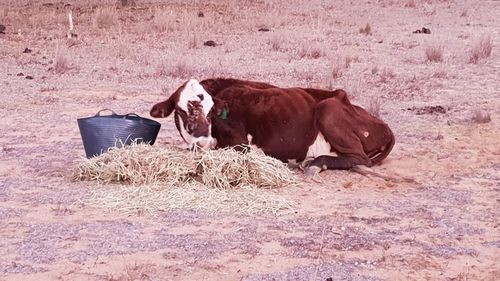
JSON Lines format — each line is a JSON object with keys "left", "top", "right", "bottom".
{"left": 221, "top": 108, "right": 228, "bottom": 120}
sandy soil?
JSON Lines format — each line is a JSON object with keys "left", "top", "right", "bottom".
{"left": 0, "top": 0, "right": 499, "bottom": 280}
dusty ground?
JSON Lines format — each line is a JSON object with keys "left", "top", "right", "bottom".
{"left": 1, "top": 0, "right": 499, "bottom": 280}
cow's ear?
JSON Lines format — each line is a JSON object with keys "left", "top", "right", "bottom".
{"left": 212, "top": 97, "right": 228, "bottom": 117}
{"left": 150, "top": 97, "right": 176, "bottom": 118}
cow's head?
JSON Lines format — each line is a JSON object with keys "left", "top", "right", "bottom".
{"left": 150, "top": 79, "right": 217, "bottom": 149}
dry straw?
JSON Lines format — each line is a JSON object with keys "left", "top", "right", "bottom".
{"left": 74, "top": 143, "right": 297, "bottom": 215}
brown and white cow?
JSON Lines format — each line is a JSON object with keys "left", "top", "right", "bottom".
{"left": 150, "top": 78, "right": 395, "bottom": 175}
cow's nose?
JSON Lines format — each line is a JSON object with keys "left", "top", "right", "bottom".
{"left": 197, "top": 137, "right": 217, "bottom": 149}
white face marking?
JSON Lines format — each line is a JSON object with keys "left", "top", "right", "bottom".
{"left": 178, "top": 79, "right": 214, "bottom": 116}
{"left": 305, "top": 132, "right": 338, "bottom": 159}
{"left": 178, "top": 117, "right": 216, "bottom": 149}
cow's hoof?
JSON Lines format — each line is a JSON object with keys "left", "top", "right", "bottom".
{"left": 304, "top": 166, "right": 321, "bottom": 177}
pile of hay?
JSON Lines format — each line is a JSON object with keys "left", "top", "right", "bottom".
{"left": 74, "top": 143, "right": 296, "bottom": 189}
{"left": 74, "top": 143, "right": 297, "bottom": 215}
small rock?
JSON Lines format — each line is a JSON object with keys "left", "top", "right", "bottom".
{"left": 413, "top": 27, "right": 431, "bottom": 34}
{"left": 17, "top": 72, "right": 24, "bottom": 76}
{"left": 0, "top": 24, "right": 5, "bottom": 34}
{"left": 25, "top": 75, "right": 34, "bottom": 80}
{"left": 198, "top": 11, "right": 204, "bottom": 18}
{"left": 203, "top": 40, "right": 217, "bottom": 47}
{"left": 258, "top": 28, "right": 270, "bottom": 32}
{"left": 23, "top": 47, "right": 32, "bottom": 53}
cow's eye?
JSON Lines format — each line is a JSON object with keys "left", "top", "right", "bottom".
{"left": 197, "top": 94, "right": 204, "bottom": 101}
{"left": 187, "top": 123, "right": 196, "bottom": 132}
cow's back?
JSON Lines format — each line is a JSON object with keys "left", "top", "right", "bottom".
{"left": 212, "top": 86, "right": 320, "bottom": 161}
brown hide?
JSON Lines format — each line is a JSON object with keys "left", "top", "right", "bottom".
{"left": 151, "top": 78, "right": 395, "bottom": 169}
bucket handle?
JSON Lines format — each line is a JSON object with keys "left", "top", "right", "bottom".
{"left": 95, "top": 109, "right": 117, "bottom": 116}
{"left": 123, "top": 113, "right": 144, "bottom": 123}
{"left": 124, "top": 113, "right": 140, "bottom": 118}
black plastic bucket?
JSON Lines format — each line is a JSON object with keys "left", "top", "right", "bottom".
{"left": 77, "top": 109, "right": 161, "bottom": 158}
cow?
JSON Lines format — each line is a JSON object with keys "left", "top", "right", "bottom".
{"left": 150, "top": 78, "right": 395, "bottom": 175}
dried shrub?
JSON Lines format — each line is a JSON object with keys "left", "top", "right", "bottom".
{"left": 53, "top": 46, "right": 71, "bottom": 74}
{"left": 468, "top": 35, "right": 492, "bottom": 64}
{"left": 156, "top": 60, "right": 196, "bottom": 79}
{"left": 93, "top": 7, "right": 118, "bottom": 30}
{"left": 269, "top": 34, "right": 286, "bottom": 52}
{"left": 379, "top": 68, "right": 396, "bottom": 83}
{"left": 405, "top": 0, "right": 416, "bottom": 8}
{"left": 471, "top": 109, "right": 491, "bottom": 123}
{"left": 331, "top": 55, "right": 359, "bottom": 79}
{"left": 152, "top": 9, "right": 175, "bottom": 33}
{"left": 296, "top": 44, "right": 325, "bottom": 59}
{"left": 432, "top": 69, "right": 447, "bottom": 78}
{"left": 118, "top": 0, "right": 135, "bottom": 7}
{"left": 188, "top": 35, "right": 198, "bottom": 49}
{"left": 359, "top": 23, "right": 371, "bottom": 35}
{"left": 331, "top": 60, "right": 344, "bottom": 79}
{"left": 367, "top": 96, "right": 381, "bottom": 118}
{"left": 425, "top": 45, "right": 444, "bottom": 62}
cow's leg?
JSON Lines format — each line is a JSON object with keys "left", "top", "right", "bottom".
{"left": 304, "top": 98, "right": 372, "bottom": 175}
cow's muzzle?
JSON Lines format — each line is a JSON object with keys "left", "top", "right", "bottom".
{"left": 193, "top": 136, "right": 217, "bottom": 150}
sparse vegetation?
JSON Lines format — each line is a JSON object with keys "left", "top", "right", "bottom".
{"left": 296, "top": 44, "right": 325, "bottom": 59}
{"left": 1, "top": 2, "right": 499, "bottom": 280}
{"left": 359, "top": 23, "right": 372, "bottom": 35}
{"left": 269, "top": 34, "right": 286, "bottom": 52}
{"left": 425, "top": 45, "right": 444, "bottom": 62}
{"left": 93, "top": 7, "right": 118, "bottom": 30}
{"left": 188, "top": 34, "right": 198, "bottom": 49}
{"left": 432, "top": 69, "right": 447, "bottom": 78}
{"left": 155, "top": 60, "right": 197, "bottom": 79}
{"left": 330, "top": 55, "right": 360, "bottom": 79}
{"left": 367, "top": 96, "right": 381, "bottom": 118}
{"left": 379, "top": 68, "right": 396, "bottom": 83}
{"left": 468, "top": 35, "right": 492, "bottom": 64}
{"left": 331, "top": 58, "right": 346, "bottom": 79}
{"left": 471, "top": 109, "right": 491, "bottom": 123}
{"left": 405, "top": 0, "right": 416, "bottom": 8}
{"left": 53, "top": 45, "right": 71, "bottom": 74}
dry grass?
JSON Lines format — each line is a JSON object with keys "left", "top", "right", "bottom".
{"left": 425, "top": 45, "right": 444, "bottom": 62}
{"left": 296, "top": 44, "right": 326, "bottom": 59}
{"left": 359, "top": 23, "right": 372, "bottom": 35}
{"left": 155, "top": 60, "right": 197, "bottom": 79}
{"left": 269, "top": 34, "right": 286, "bottom": 52}
{"left": 405, "top": 0, "right": 416, "bottom": 8}
{"left": 75, "top": 143, "right": 296, "bottom": 215}
{"left": 53, "top": 45, "right": 71, "bottom": 74}
{"left": 468, "top": 35, "right": 492, "bottom": 64}
{"left": 367, "top": 96, "right": 381, "bottom": 118}
{"left": 75, "top": 143, "right": 296, "bottom": 189}
{"left": 378, "top": 68, "right": 396, "bottom": 83}
{"left": 151, "top": 9, "right": 175, "bottom": 33}
{"left": 93, "top": 7, "right": 119, "bottom": 30}
{"left": 471, "top": 109, "right": 491, "bottom": 123}
{"left": 331, "top": 55, "right": 357, "bottom": 79}
{"left": 85, "top": 183, "right": 294, "bottom": 216}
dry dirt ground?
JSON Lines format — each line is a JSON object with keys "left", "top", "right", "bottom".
{"left": 1, "top": 0, "right": 499, "bottom": 280}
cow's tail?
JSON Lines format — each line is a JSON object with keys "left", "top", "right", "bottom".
{"left": 368, "top": 129, "right": 396, "bottom": 165}
{"left": 352, "top": 165, "right": 416, "bottom": 183}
